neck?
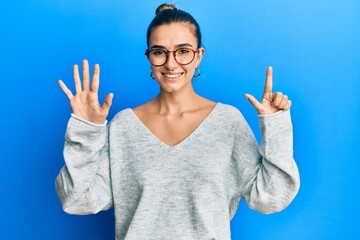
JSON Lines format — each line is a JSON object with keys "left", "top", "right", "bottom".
{"left": 155, "top": 87, "right": 200, "bottom": 114}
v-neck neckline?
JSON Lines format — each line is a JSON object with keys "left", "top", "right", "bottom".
{"left": 129, "top": 102, "right": 221, "bottom": 149}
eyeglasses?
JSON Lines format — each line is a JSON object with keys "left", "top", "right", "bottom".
{"left": 145, "top": 47, "right": 198, "bottom": 66}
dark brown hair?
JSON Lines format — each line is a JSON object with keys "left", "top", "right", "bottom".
{"left": 146, "top": 3, "right": 202, "bottom": 48}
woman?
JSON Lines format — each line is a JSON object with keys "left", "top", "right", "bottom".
{"left": 56, "top": 3, "right": 300, "bottom": 239}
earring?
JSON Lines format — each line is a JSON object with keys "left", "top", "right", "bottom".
{"left": 150, "top": 71, "right": 155, "bottom": 79}
{"left": 193, "top": 66, "right": 201, "bottom": 78}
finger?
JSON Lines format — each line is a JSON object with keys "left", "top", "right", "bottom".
{"left": 263, "top": 66, "right": 273, "bottom": 98}
{"left": 73, "top": 64, "right": 82, "bottom": 94}
{"left": 245, "top": 93, "right": 263, "bottom": 112}
{"left": 82, "top": 59, "right": 90, "bottom": 91}
{"left": 283, "top": 100, "right": 292, "bottom": 111}
{"left": 92, "top": 64, "right": 100, "bottom": 93}
{"left": 271, "top": 92, "right": 283, "bottom": 107}
{"left": 101, "top": 93, "right": 114, "bottom": 113}
{"left": 58, "top": 80, "right": 74, "bottom": 100}
{"left": 278, "top": 95, "right": 288, "bottom": 109}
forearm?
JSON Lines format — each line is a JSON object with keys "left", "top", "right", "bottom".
{"left": 55, "top": 114, "right": 112, "bottom": 214}
{"left": 243, "top": 110, "right": 300, "bottom": 214}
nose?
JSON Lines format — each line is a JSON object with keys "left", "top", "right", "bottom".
{"left": 164, "top": 51, "right": 178, "bottom": 70}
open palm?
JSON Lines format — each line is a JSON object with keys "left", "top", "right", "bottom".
{"left": 58, "top": 59, "right": 113, "bottom": 124}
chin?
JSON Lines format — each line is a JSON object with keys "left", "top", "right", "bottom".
{"left": 159, "top": 84, "right": 182, "bottom": 93}
{"left": 158, "top": 80, "right": 193, "bottom": 93}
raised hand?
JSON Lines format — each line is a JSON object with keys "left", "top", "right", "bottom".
{"left": 58, "top": 59, "right": 113, "bottom": 124}
{"left": 245, "top": 66, "right": 292, "bottom": 115}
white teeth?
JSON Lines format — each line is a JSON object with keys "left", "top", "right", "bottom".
{"left": 164, "top": 73, "right": 182, "bottom": 79}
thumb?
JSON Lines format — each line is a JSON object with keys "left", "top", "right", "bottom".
{"left": 244, "top": 93, "right": 263, "bottom": 112}
{"left": 101, "top": 93, "right": 114, "bottom": 113}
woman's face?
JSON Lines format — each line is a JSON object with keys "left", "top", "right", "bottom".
{"left": 148, "top": 22, "right": 204, "bottom": 93}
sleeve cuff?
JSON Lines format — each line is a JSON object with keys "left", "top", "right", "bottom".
{"left": 70, "top": 113, "right": 108, "bottom": 127}
{"left": 258, "top": 110, "right": 293, "bottom": 160}
{"left": 259, "top": 110, "right": 292, "bottom": 129}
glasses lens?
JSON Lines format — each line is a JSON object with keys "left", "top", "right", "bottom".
{"left": 175, "top": 48, "right": 195, "bottom": 65}
{"left": 148, "top": 49, "right": 167, "bottom": 66}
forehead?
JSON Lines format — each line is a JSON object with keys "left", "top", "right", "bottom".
{"left": 149, "top": 22, "right": 197, "bottom": 48}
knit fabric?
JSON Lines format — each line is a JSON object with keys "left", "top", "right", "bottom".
{"left": 55, "top": 102, "right": 300, "bottom": 239}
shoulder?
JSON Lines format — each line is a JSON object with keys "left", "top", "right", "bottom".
{"left": 215, "top": 102, "right": 253, "bottom": 133}
{"left": 108, "top": 108, "right": 135, "bottom": 129}
{"left": 216, "top": 102, "right": 246, "bottom": 122}
{"left": 207, "top": 102, "right": 248, "bottom": 133}
{"left": 215, "top": 103, "right": 256, "bottom": 143}
{"left": 111, "top": 108, "right": 132, "bottom": 121}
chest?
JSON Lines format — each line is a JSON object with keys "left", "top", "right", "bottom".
{"left": 137, "top": 112, "right": 210, "bottom": 147}
{"left": 110, "top": 121, "right": 235, "bottom": 196}
{"left": 117, "top": 139, "right": 233, "bottom": 197}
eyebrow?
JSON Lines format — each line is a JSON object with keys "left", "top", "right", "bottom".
{"left": 150, "top": 43, "right": 194, "bottom": 49}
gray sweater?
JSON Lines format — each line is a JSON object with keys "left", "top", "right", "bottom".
{"left": 55, "top": 102, "right": 300, "bottom": 240}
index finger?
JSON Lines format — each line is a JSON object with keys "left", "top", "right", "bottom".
{"left": 263, "top": 66, "right": 273, "bottom": 97}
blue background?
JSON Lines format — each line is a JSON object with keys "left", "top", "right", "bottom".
{"left": 1, "top": 0, "right": 359, "bottom": 239}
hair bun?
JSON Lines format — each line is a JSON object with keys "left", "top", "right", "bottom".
{"left": 155, "top": 3, "right": 178, "bottom": 15}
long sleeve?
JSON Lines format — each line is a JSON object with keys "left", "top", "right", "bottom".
{"left": 233, "top": 110, "right": 300, "bottom": 214}
{"left": 55, "top": 114, "right": 113, "bottom": 215}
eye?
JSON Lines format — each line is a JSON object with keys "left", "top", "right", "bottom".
{"left": 177, "top": 48, "right": 190, "bottom": 55}
{"left": 151, "top": 49, "right": 166, "bottom": 56}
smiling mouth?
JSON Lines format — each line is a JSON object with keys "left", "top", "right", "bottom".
{"left": 162, "top": 72, "right": 184, "bottom": 79}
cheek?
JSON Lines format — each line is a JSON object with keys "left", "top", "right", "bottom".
{"left": 186, "top": 62, "right": 198, "bottom": 73}
{"left": 151, "top": 66, "right": 160, "bottom": 75}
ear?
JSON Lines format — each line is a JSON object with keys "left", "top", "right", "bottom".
{"left": 195, "top": 47, "right": 205, "bottom": 66}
